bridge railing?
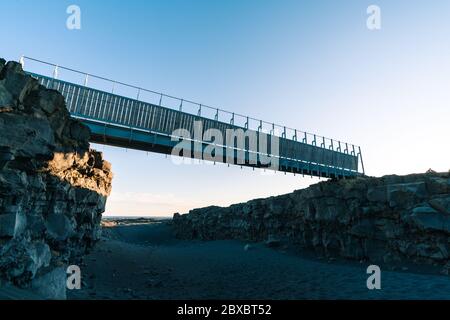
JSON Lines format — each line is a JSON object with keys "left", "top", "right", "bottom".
{"left": 20, "top": 56, "right": 365, "bottom": 175}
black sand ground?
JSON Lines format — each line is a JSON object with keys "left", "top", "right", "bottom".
{"left": 68, "top": 221, "right": 450, "bottom": 300}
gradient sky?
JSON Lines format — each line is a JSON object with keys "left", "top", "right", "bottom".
{"left": 1, "top": 0, "right": 449, "bottom": 216}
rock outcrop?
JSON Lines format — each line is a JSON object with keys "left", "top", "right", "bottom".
{"left": 0, "top": 59, "right": 113, "bottom": 298}
{"left": 173, "top": 172, "right": 450, "bottom": 273}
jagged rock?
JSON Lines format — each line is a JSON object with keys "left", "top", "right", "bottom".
{"left": 410, "top": 205, "right": 450, "bottom": 233}
{"left": 0, "top": 59, "right": 113, "bottom": 297}
{"left": 426, "top": 177, "right": 449, "bottom": 194}
{"left": 68, "top": 120, "right": 90, "bottom": 144}
{"left": 173, "top": 171, "right": 450, "bottom": 270}
{"left": 45, "top": 213, "right": 76, "bottom": 241}
{"left": 429, "top": 197, "right": 450, "bottom": 214}
{"left": 349, "top": 219, "right": 375, "bottom": 238}
{"left": 0, "top": 62, "right": 33, "bottom": 104}
{"left": 0, "top": 240, "right": 51, "bottom": 282}
{"left": 387, "top": 182, "right": 427, "bottom": 208}
{"left": 367, "top": 186, "right": 387, "bottom": 202}
{"left": 34, "top": 88, "right": 65, "bottom": 115}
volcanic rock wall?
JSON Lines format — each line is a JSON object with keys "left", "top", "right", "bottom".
{"left": 173, "top": 172, "right": 450, "bottom": 273}
{"left": 0, "top": 59, "right": 113, "bottom": 298}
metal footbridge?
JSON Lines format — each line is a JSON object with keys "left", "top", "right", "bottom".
{"left": 21, "top": 56, "right": 364, "bottom": 179}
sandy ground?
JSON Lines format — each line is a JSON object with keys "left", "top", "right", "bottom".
{"left": 68, "top": 221, "right": 450, "bottom": 300}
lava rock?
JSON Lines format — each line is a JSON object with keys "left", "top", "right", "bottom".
{"left": 173, "top": 171, "right": 450, "bottom": 271}
{"left": 0, "top": 58, "right": 113, "bottom": 297}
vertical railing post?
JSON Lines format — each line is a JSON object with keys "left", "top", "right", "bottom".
{"left": 19, "top": 55, "right": 25, "bottom": 68}
{"left": 77, "top": 73, "right": 89, "bottom": 116}
{"left": 51, "top": 65, "right": 59, "bottom": 89}
{"left": 257, "top": 120, "right": 263, "bottom": 160}
{"left": 179, "top": 99, "right": 183, "bottom": 112}
{"left": 358, "top": 146, "right": 365, "bottom": 175}
{"left": 52, "top": 65, "right": 59, "bottom": 79}
{"left": 214, "top": 108, "right": 219, "bottom": 121}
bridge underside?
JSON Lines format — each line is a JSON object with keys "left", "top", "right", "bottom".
{"left": 82, "top": 118, "right": 358, "bottom": 179}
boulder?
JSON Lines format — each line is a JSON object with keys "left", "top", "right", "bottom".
{"left": 0, "top": 240, "right": 51, "bottom": 281}
{"left": 367, "top": 186, "right": 387, "bottom": 202}
{"left": 36, "top": 89, "right": 66, "bottom": 115}
{"left": 410, "top": 205, "right": 450, "bottom": 233}
{"left": 387, "top": 182, "right": 427, "bottom": 207}
{"left": 426, "top": 177, "right": 449, "bottom": 194}
{"left": 45, "top": 213, "right": 76, "bottom": 241}
{"left": 429, "top": 197, "right": 450, "bottom": 214}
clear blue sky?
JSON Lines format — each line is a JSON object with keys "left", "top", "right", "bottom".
{"left": 1, "top": 1, "right": 449, "bottom": 216}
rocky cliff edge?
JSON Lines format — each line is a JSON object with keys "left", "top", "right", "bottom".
{"left": 0, "top": 59, "right": 113, "bottom": 299}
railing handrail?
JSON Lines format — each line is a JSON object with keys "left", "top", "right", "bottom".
{"left": 21, "top": 55, "right": 363, "bottom": 164}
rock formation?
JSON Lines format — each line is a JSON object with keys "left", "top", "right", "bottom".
{"left": 0, "top": 59, "right": 113, "bottom": 298}
{"left": 173, "top": 172, "right": 450, "bottom": 274}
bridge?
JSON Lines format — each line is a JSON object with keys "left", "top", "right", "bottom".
{"left": 21, "top": 56, "right": 364, "bottom": 179}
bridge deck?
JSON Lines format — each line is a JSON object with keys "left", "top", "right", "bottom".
{"left": 27, "top": 70, "right": 363, "bottom": 179}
